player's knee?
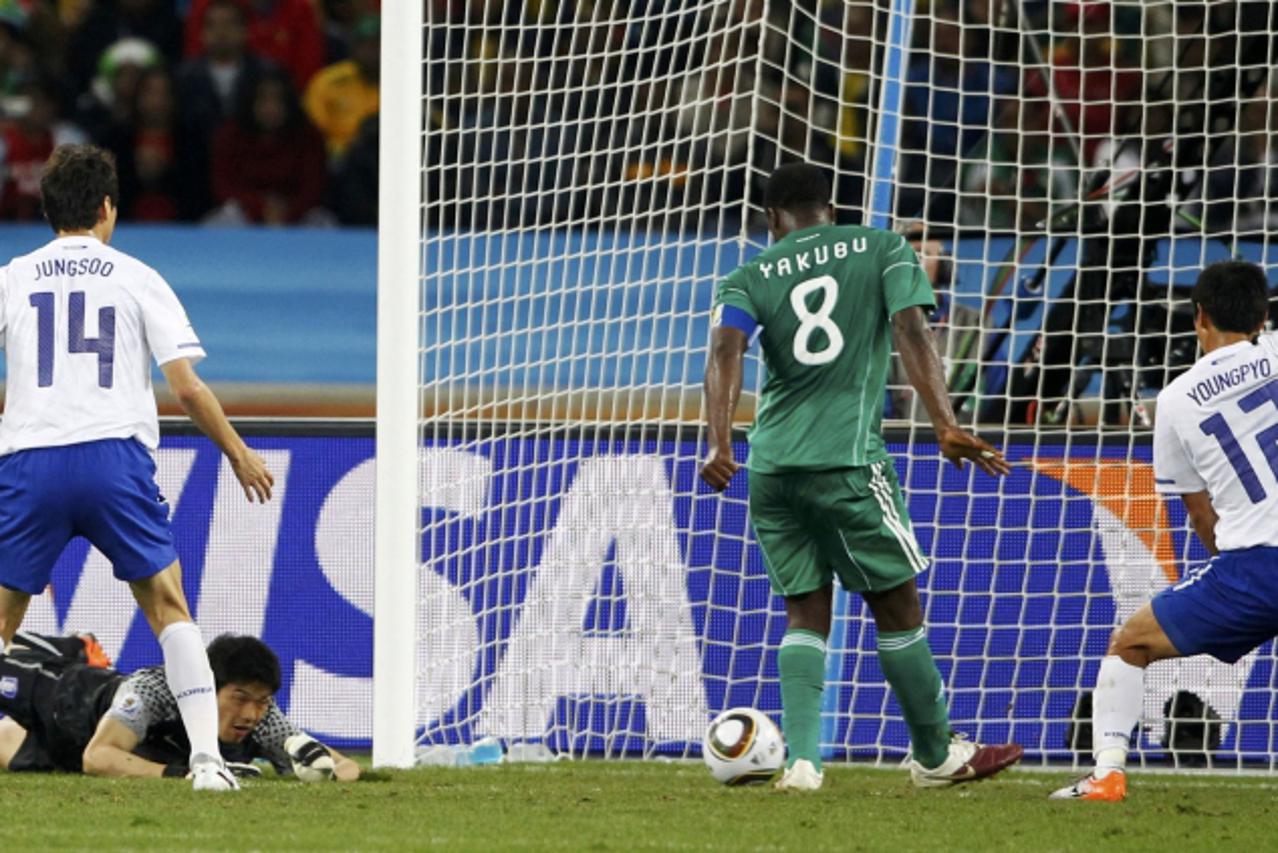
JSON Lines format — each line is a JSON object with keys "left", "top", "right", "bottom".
{"left": 1106, "top": 625, "right": 1151, "bottom": 668}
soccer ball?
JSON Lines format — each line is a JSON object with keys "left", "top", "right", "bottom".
{"left": 702, "top": 707, "right": 785, "bottom": 785}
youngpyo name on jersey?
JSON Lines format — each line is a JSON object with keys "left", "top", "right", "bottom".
{"left": 1185, "top": 356, "right": 1272, "bottom": 406}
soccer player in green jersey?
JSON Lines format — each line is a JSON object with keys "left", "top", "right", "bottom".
{"left": 700, "top": 163, "right": 1023, "bottom": 790}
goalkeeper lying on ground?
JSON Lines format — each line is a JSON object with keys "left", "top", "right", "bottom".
{"left": 0, "top": 631, "right": 359, "bottom": 784}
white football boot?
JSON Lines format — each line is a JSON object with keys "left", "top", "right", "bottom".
{"left": 774, "top": 759, "right": 824, "bottom": 791}
{"left": 191, "top": 759, "right": 240, "bottom": 792}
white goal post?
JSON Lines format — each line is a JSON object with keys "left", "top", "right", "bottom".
{"left": 373, "top": 0, "right": 424, "bottom": 769}
{"left": 376, "top": 0, "right": 1278, "bottom": 771}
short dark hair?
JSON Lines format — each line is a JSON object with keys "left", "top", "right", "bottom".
{"left": 207, "top": 634, "right": 282, "bottom": 693}
{"left": 763, "top": 162, "right": 831, "bottom": 213}
{"left": 40, "top": 144, "right": 118, "bottom": 232}
{"left": 1192, "top": 261, "right": 1270, "bottom": 334}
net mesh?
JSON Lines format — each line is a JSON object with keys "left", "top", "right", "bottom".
{"left": 417, "top": 0, "right": 1278, "bottom": 768}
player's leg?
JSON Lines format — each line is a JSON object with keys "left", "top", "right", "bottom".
{"left": 0, "top": 718, "right": 27, "bottom": 770}
{"left": 74, "top": 439, "right": 234, "bottom": 791}
{"left": 749, "top": 469, "right": 830, "bottom": 788}
{"left": 0, "top": 447, "right": 74, "bottom": 647}
{"left": 814, "top": 460, "right": 1022, "bottom": 785}
{"left": 1053, "top": 550, "right": 1278, "bottom": 801}
{"left": 129, "top": 564, "right": 228, "bottom": 774}
{"left": 0, "top": 588, "right": 32, "bottom": 649}
{"left": 779, "top": 584, "right": 832, "bottom": 776}
{"left": 860, "top": 578, "right": 951, "bottom": 770}
{"left": 1049, "top": 603, "right": 1181, "bottom": 802}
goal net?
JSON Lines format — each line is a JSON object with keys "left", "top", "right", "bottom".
{"left": 378, "top": 0, "right": 1278, "bottom": 769}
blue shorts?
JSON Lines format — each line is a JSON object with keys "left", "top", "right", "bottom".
{"left": 1152, "top": 546, "right": 1278, "bottom": 664}
{"left": 0, "top": 439, "right": 178, "bottom": 595}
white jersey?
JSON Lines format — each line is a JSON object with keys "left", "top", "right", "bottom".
{"left": 1154, "top": 332, "right": 1278, "bottom": 552}
{"left": 0, "top": 235, "right": 204, "bottom": 454}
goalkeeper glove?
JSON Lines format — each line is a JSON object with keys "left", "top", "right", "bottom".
{"left": 284, "top": 734, "right": 335, "bottom": 782}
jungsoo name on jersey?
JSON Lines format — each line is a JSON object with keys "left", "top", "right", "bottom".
{"left": 33, "top": 258, "right": 115, "bottom": 281}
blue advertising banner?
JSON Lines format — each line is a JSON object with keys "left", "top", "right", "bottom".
{"left": 30, "top": 428, "right": 1271, "bottom": 760}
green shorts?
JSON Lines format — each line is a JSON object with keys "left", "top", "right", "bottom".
{"left": 748, "top": 459, "right": 928, "bottom": 597}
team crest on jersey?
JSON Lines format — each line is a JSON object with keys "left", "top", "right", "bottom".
{"left": 116, "top": 692, "right": 142, "bottom": 720}
{"left": 0, "top": 677, "right": 17, "bottom": 699}
{"left": 710, "top": 304, "right": 724, "bottom": 327}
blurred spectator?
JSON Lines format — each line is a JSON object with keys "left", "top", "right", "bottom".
{"left": 0, "top": 18, "right": 38, "bottom": 99}
{"left": 302, "top": 13, "right": 377, "bottom": 158}
{"left": 177, "top": 0, "right": 272, "bottom": 142}
{"left": 319, "top": 0, "right": 363, "bottom": 63}
{"left": 184, "top": 0, "right": 324, "bottom": 90}
{"left": 888, "top": 230, "right": 979, "bottom": 422}
{"left": 74, "top": 37, "right": 162, "bottom": 144}
{"left": 105, "top": 66, "right": 207, "bottom": 220}
{"left": 329, "top": 111, "right": 376, "bottom": 224}
{"left": 899, "top": 1, "right": 1017, "bottom": 221}
{"left": 1025, "top": 2, "right": 1141, "bottom": 164}
{"left": 66, "top": 0, "right": 182, "bottom": 94}
{"left": 209, "top": 68, "right": 328, "bottom": 224}
{"left": 0, "top": 78, "right": 83, "bottom": 219}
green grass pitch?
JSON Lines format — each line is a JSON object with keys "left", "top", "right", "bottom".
{"left": 1, "top": 762, "right": 1275, "bottom": 850}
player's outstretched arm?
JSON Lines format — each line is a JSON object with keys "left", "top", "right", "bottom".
{"left": 1180, "top": 491, "right": 1219, "bottom": 555}
{"left": 892, "top": 306, "right": 1010, "bottom": 476}
{"left": 329, "top": 745, "right": 361, "bottom": 781}
{"left": 161, "top": 358, "right": 274, "bottom": 502}
{"left": 82, "top": 717, "right": 163, "bottom": 778}
{"left": 700, "top": 326, "right": 748, "bottom": 491}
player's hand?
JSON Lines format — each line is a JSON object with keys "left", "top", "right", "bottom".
{"left": 700, "top": 445, "right": 740, "bottom": 492}
{"left": 230, "top": 448, "right": 274, "bottom": 503}
{"left": 285, "top": 734, "right": 336, "bottom": 782}
{"left": 936, "top": 426, "right": 1011, "bottom": 476}
{"left": 225, "top": 760, "right": 264, "bottom": 779}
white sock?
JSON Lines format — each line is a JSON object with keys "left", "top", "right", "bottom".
{"left": 158, "top": 621, "right": 221, "bottom": 766}
{"left": 1092, "top": 654, "right": 1144, "bottom": 777}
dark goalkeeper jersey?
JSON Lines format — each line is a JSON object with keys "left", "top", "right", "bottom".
{"left": 713, "top": 224, "right": 935, "bottom": 472}
{"left": 105, "top": 666, "right": 303, "bottom": 772}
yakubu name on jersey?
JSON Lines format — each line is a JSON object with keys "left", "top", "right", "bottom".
{"left": 1154, "top": 333, "right": 1278, "bottom": 551}
{"left": 712, "top": 224, "right": 935, "bottom": 473}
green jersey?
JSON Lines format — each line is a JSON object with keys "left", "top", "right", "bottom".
{"left": 713, "top": 224, "right": 935, "bottom": 472}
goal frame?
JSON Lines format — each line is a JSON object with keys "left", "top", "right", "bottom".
{"left": 373, "top": 0, "right": 424, "bottom": 769}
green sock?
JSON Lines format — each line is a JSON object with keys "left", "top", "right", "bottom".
{"left": 877, "top": 627, "right": 951, "bottom": 769}
{"left": 778, "top": 629, "right": 826, "bottom": 771}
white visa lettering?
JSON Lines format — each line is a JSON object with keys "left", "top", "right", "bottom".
{"left": 196, "top": 450, "right": 292, "bottom": 640}
{"left": 293, "top": 448, "right": 488, "bottom": 740}
{"left": 478, "top": 456, "right": 708, "bottom": 741}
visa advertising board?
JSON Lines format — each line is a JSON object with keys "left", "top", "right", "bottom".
{"left": 22, "top": 428, "right": 1272, "bottom": 760}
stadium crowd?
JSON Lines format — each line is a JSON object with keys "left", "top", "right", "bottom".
{"left": 424, "top": 0, "right": 1273, "bottom": 236}
{"left": 0, "top": 0, "right": 380, "bottom": 225}
{"left": 2, "top": 0, "right": 1272, "bottom": 234}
